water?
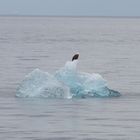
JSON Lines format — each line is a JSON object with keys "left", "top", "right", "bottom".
{"left": 0, "top": 16, "right": 140, "bottom": 139}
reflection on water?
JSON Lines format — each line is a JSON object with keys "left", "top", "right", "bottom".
{"left": 0, "top": 97, "right": 140, "bottom": 140}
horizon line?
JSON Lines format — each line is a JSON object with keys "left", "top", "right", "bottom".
{"left": 0, "top": 14, "right": 140, "bottom": 19}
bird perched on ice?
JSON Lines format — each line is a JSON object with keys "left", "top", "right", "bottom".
{"left": 72, "top": 53, "right": 79, "bottom": 61}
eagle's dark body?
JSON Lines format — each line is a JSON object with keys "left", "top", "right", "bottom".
{"left": 72, "top": 54, "right": 79, "bottom": 61}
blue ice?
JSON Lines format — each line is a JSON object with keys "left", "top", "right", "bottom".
{"left": 16, "top": 60, "right": 120, "bottom": 98}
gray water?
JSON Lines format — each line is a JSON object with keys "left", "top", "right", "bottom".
{"left": 0, "top": 16, "right": 140, "bottom": 139}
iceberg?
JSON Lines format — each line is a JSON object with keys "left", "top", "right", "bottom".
{"left": 16, "top": 60, "right": 120, "bottom": 98}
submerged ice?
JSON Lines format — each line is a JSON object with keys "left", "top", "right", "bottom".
{"left": 16, "top": 60, "right": 120, "bottom": 98}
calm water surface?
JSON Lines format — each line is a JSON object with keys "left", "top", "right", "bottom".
{"left": 0, "top": 16, "right": 140, "bottom": 139}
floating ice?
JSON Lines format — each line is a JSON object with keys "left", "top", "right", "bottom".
{"left": 16, "top": 60, "right": 120, "bottom": 98}
{"left": 16, "top": 69, "right": 71, "bottom": 98}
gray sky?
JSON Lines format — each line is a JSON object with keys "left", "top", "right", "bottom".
{"left": 0, "top": 0, "right": 140, "bottom": 16}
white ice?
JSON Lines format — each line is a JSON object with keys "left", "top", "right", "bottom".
{"left": 16, "top": 60, "right": 120, "bottom": 98}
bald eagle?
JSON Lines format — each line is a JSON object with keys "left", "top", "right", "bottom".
{"left": 72, "top": 54, "right": 79, "bottom": 61}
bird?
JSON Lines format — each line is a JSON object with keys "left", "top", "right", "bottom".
{"left": 72, "top": 53, "right": 79, "bottom": 61}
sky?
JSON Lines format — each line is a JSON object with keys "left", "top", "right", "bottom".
{"left": 0, "top": 0, "right": 140, "bottom": 17}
